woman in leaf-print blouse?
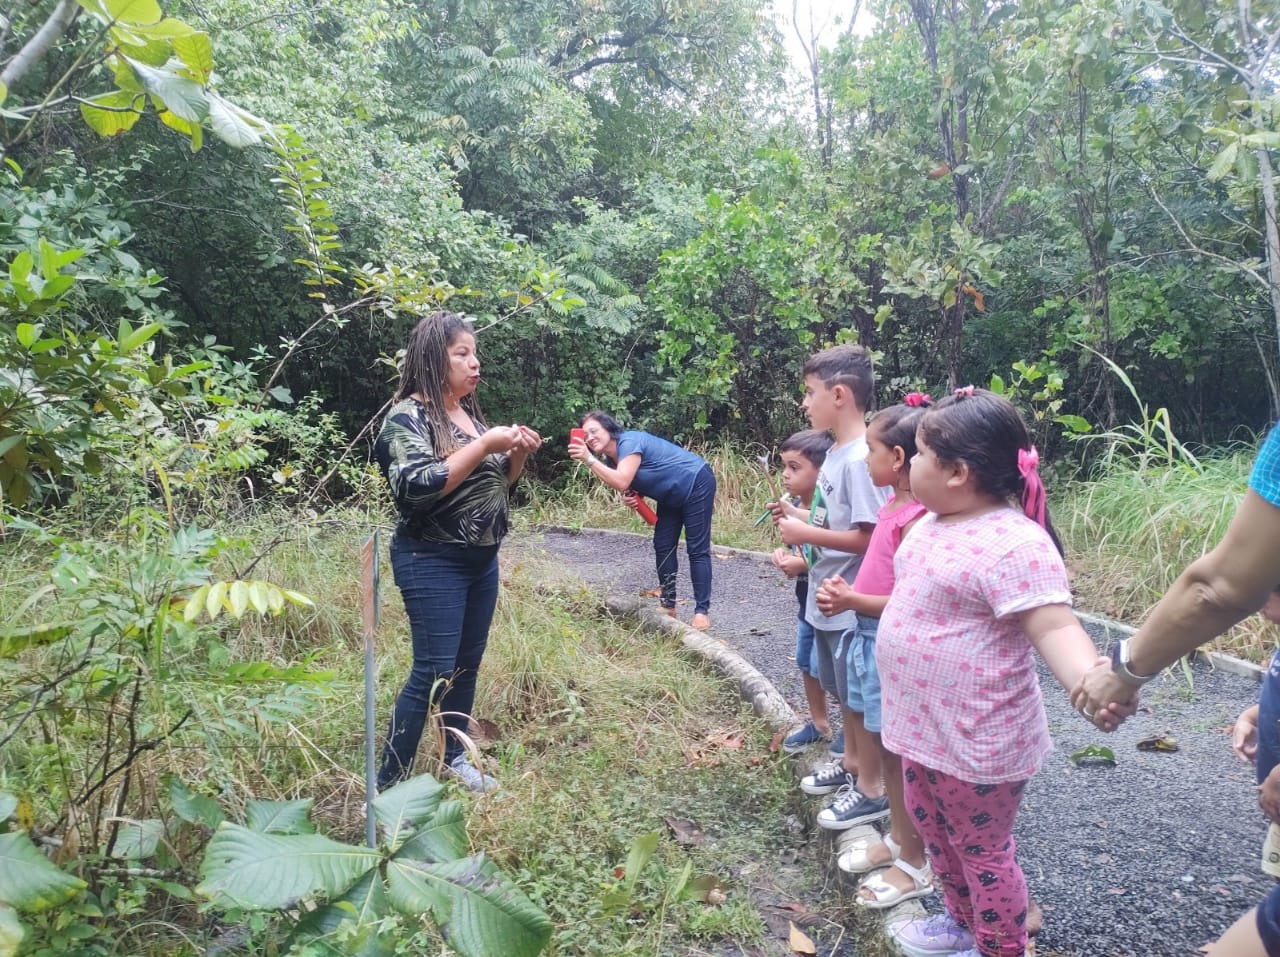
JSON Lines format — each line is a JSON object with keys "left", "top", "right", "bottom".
{"left": 373, "top": 311, "right": 541, "bottom": 794}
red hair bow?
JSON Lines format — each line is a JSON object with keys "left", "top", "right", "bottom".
{"left": 904, "top": 392, "right": 932, "bottom": 407}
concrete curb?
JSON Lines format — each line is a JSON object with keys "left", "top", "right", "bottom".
{"left": 527, "top": 526, "right": 799, "bottom": 732}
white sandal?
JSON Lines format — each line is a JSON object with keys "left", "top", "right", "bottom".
{"left": 838, "top": 833, "right": 900, "bottom": 875}
{"left": 854, "top": 855, "right": 934, "bottom": 910}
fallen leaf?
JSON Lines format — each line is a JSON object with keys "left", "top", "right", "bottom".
{"left": 685, "top": 873, "right": 730, "bottom": 903}
{"left": 707, "top": 888, "right": 728, "bottom": 905}
{"left": 641, "top": 588, "right": 661, "bottom": 597}
{"left": 467, "top": 717, "right": 501, "bottom": 745}
{"left": 665, "top": 817, "right": 708, "bottom": 847}
{"left": 1136, "top": 733, "right": 1180, "bottom": 752}
{"left": 776, "top": 901, "right": 808, "bottom": 916}
{"left": 613, "top": 866, "right": 626, "bottom": 879}
{"left": 1070, "top": 744, "right": 1116, "bottom": 768}
{"left": 769, "top": 729, "right": 786, "bottom": 753}
{"left": 789, "top": 921, "right": 817, "bottom": 955}
{"left": 1107, "top": 886, "right": 1126, "bottom": 895}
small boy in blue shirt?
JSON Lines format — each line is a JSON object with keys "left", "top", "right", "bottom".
{"left": 771, "top": 429, "right": 836, "bottom": 753}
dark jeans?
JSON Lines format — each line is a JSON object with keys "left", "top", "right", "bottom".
{"left": 376, "top": 536, "right": 499, "bottom": 790}
{"left": 653, "top": 463, "right": 716, "bottom": 614}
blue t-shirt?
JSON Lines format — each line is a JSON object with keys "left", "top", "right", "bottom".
{"left": 1251, "top": 426, "right": 1280, "bottom": 507}
{"left": 1251, "top": 428, "right": 1280, "bottom": 782}
{"left": 615, "top": 431, "right": 707, "bottom": 505}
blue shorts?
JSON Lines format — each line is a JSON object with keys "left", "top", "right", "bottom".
{"left": 842, "top": 614, "right": 882, "bottom": 733}
{"left": 1257, "top": 881, "right": 1280, "bottom": 956}
{"left": 795, "top": 618, "right": 818, "bottom": 678}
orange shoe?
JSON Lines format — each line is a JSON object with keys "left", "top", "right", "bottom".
{"left": 691, "top": 613, "right": 711, "bottom": 630}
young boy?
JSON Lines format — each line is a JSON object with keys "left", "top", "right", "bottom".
{"left": 771, "top": 429, "right": 836, "bottom": 754}
{"left": 771, "top": 344, "right": 891, "bottom": 825}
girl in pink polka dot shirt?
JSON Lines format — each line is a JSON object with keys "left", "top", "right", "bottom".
{"left": 880, "top": 388, "right": 1110, "bottom": 957}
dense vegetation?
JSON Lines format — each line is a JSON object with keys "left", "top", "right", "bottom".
{"left": 2, "top": 0, "right": 1279, "bottom": 954}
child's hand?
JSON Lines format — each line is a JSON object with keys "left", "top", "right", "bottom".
{"left": 1234, "top": 704, "right": 1260, "bottom": 763}
{"left": 769, "top": 498, "right": 804, "bottom": 523}
{"left": 1261, "top": 765, "right": 1280, "bottom": 823}
{"left": 777, "top": 516, "right": 809, "bottom": 546}
{"left": 815, "top": 575, "right": 854, "bottom": 616}
{"left": 771, "top": 548, "right": 805, "bottom": 578}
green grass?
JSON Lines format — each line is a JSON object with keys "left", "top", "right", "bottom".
{"left": 1056, "top": 443, "right": 1280, "bottom": 661}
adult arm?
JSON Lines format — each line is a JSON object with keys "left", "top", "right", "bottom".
{"left": 1073, "top": 489, "right": 1280, "bottom": 715}
{"left": 577, "top": 451, "right": 642, "bottom": 492}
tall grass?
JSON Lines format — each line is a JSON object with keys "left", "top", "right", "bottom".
{"left": 1057, "top": 442, "right": 1278, "bottom": 660}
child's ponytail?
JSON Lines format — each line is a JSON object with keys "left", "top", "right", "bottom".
{"left": 1017, "top": 447, "right": 1046, "bottom": 527}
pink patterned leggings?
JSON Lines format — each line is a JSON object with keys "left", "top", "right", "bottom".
{"left": 903, "top": 758, "right": 1030, "bottom": 957}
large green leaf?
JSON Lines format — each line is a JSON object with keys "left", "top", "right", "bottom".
{"left": 372, "top": 775, "right": 444, "bottom": 847}
{"left": 109, "top": 819, "right": 163, "bottom": 860}
{"left": 197, "top": 825, "right": 380, "bottom": 909}
{"left": 0, "top": 832, "right": 85, "bottom": 911}
{"left": 166, "top": 776, "right": 225, "bottom": 829}
{"left": 79, "top": 91, "right": 142, "bottom": 138}
{"left": 126, "top": 59, "right": 208, "bottom": 123}
{"left": 76, "top": 0, "right": 162, "bottom": 26}
{"left": 393, "top": 801, "right": 467, "bottom": 863}
{"left": 385, "top": 854, "right": 551, "bottom": 957}
{"left": 245, "top": 798, "right": 315, "bottom": 835}
{"left": 289, "top": 871, "right": 394, "bottom": 957}
{"left": 207, "top": 94, "right": 264, "bottom": 148}
{"left": 171, "top": 32, "right": 214, "bottom": 83}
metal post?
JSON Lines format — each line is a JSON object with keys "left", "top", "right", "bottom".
{"left": 360, "top": 531, "right": 380, "bottom": 848}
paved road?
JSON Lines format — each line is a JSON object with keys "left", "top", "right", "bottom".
{"left": 520, "top": 527, "right": 1270, "bottom": 957}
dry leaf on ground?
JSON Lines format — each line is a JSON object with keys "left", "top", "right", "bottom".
{"left": 788, "top": 921, "right": 817, "bottom": 955}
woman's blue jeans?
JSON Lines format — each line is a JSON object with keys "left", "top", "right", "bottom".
{"left": 376, "top": 536, "right": 499, "bottom": 790}
{"left": 653, "top": 463, "right": 716, "bottom": 615}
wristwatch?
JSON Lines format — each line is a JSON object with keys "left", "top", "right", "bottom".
{"left": 1110, "top": 638, "right": 1157, "bottom": 687}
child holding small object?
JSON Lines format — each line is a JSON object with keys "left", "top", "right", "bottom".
{"left": 814, "top": 395, "right": 932, "bottom": 906}
{"left": 769, "top": 429, "right": 837, "bottom": 754}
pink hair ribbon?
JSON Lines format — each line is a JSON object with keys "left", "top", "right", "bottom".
{"left": 904, "top": 392, "right": 932, "bottom": 407}
{"left": 1018, "top": 446, "right": 1047, "bottom": 527}
{"left": 954, "top": 385, "right": 975, "bottom": 398}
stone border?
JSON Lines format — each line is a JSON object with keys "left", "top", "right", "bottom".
{"left": 527, "top": 525, "right": 799, "bottom": 731}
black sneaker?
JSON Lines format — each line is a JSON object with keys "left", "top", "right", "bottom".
{"left": 817, "top": 786, "right": 889, "bottom": 830}
{"left": 800, "top": 760, "right": 855, "bottom": 796}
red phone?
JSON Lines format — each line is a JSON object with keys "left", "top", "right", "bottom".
{"left": 570, "top": 427, "right": 586, "bottom": 445}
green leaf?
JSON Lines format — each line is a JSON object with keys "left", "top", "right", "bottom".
{"left": 0, "top": 832, "right": 86, "bottom": 911}
{"left": 0, "top": 82, "right": 7, "bottom": 108}
{"left": 184, "top": 584, "right": 209, "bottom": 624}
{"left": 0, "top": 903, "right": 23, "bottom": 957}
{"left": 1206, "top": 141, "right": 1238, "bottom": 181}
{"left": 166, "top": 776, "right": 225, "bottom": 830}
{"left": 206, "top": 581, "right": 227, "bottom": 619}
{"left": 196, "top": 825, "right": 380, "bottom": 909}
{"left": 989, "top": 373, "right": 1005, "bottom": 395}
{"left": 77, "top": 0, "right": 163, "bottom": 26}
{"left": 393, "top": 801, "right": 467, "bottom": 863}
{"left": 246, "top": 799, "right": 315, "bottom": 835}
{"left": 372, "top": 776, "right": 444, "bottom": 848}
{"left": 15, "top": 324, "right": 39, "bottom": 348}
{"left": 0, "top": 622, "right": 72, "bottom": 658}
{"left": 385, "top": 854, "right": 552, "bottom": 957}
{"left": 207, "top": 94, "right": 264, "bottom": 148}
{"left": 119, "top": 321, "right": 162, "bottom": 351}
{"left": 623, "top": 831, "right": 659, "bottom": 889}
{"left": 127, "top": 59, "right": 208, "bottom": 123}
{"left": 0, "top": 796, "right": 15, "bottom": 824}
{"left": 248, "top": 580, "right": 271, "bottom": 615}
{"left": 79, "top": 90, "right": 142, "bottom": 137}
{"left": 171, "top": 32, "right": 214, "bottom": 82}
{"left": 110, "top": 819, "right": 163, "bottom": 860}
{"left": 1069, "top": 744, "right": 1116, "bottom": 768}
{"left": 289, "top": 871, "right": 394, "bottom": 957}
{"left": 228, "top": 580, "right": 249, "bottom": 619}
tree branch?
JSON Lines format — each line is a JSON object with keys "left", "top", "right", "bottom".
{"left": 0, "top": 0, "right": 78, "bottom": 91}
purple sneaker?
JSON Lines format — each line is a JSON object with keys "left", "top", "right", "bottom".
{"left": 891, "top": 912, "right": 975, "bottom": 957}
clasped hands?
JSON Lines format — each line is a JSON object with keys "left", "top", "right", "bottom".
{"left": 1069, "top": 660, "right": 1140, "bottom": 732}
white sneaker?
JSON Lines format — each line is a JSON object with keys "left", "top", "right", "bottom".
{"left": 446, "top": 754, "right": 498, "bottom": 793}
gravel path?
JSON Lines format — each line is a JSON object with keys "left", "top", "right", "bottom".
{"left": 517, "top": 526, "right": 1269, "bottom": 957}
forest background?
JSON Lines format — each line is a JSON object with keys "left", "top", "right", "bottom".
{"left": 2, "top": 0, "right": 1279, "bottom": 955}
